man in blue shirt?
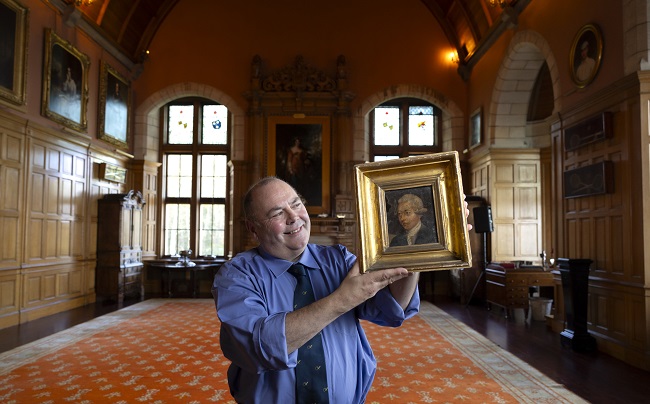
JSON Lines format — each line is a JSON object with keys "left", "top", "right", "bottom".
{"left": 212, "top": 177, "right": 421, "bottom": 403}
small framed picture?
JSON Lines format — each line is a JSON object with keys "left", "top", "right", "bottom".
{"left": 98, "top": 61, "right": 131, "bottom": 148}
{"left": 41, "top": 28, "right": 90, "bottom": 132}
{"left": 0, "top": 0, "right": 28, "bottom": 106}
{"left": 570, "top": 24, "right": 603, "bottom": 88}
{"left": 354, "top": 152, "right": 472, "bottom": 273}
{"left": 469, "top": 107, "right": 482, "bottom": 148}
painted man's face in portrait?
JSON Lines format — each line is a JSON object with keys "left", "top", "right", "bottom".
{"left": 397, "top": 201, "right": 421, "bottom": 231}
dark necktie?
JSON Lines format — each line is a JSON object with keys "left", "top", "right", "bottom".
{"left": 288, "top": 263, "right": 329, "bottom": 403}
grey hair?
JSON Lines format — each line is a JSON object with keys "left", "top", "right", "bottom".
{"left": 397, "top": 193, "right": 427, "bottom": 215}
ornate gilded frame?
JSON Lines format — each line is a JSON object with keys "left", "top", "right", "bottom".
{"left": 98, "top": 61, "right": 131, "bottom": 148}
{"left": 0, "top": 0, "right": 28, "bottom": 106}
{"left": 355, "top": 152, "right": 472, "bottom": 273}
{"left": 41, "top": 28, "right": 90, "bottom": 132}
{"left": 570, "top": 23, "right": 603, "bottom": 88}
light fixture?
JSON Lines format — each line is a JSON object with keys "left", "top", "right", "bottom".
{"left": 448, "top": 50, "right": 459, "bottom": 64}
{"left": 75, "top": 0, "right": 93, "bottom": 6}
{"left": 488, "top": 0, "right": 507, "bottom": 8}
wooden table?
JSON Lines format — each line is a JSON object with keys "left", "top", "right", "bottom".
{"left": 485, "top": 263, "right": 555, "bottom": 318}
{"left": 145, "top": 259, "right": 224, "bottom": 298}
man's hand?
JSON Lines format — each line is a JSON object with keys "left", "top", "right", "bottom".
{"left": 331, "top": 262, "right": 412, "bottom": 311}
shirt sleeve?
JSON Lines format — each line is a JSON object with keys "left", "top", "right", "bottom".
{"left": 358, "top": 285, "right": 420, "bottom": 326}
{"left": 213, "top": 259, "right": 296, "bottom": 374}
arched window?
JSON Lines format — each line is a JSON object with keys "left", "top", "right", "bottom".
{"left": 370, "top": 98, "right": 442, "bottom": 161}
{"left": 161, "top": 98, "right": 229, "bottom": 257}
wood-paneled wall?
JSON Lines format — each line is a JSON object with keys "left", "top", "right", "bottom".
{"left": 469, "top": 149, "right": 542, "bottom": 264}
{"left": 467, "top": 73, "right": 650, "bottom": 370}
{"left": 0, "top": 110, "right": 130, "bottom": 328}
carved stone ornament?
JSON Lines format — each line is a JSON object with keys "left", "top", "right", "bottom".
{"left": 260, "top": 55, "right": 338, "bottom": 93}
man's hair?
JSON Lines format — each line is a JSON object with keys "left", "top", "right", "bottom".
{"left": 397, "top": 193, "right": 427, "bottom": 215}
{"left": 243, "top": 177, "right": 280, "bottom": 222}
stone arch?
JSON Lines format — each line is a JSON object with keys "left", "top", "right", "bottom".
{"left": 488, "top": 30, "right": 561, "bottom": 148}
{"left": 352, "top": 84, "right": 465, "bottom": 162}
{"left": 133, "top": 82, "right": 246, "bottom": 161}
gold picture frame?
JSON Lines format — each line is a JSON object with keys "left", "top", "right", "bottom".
{"left": 267, "top": 115, "right": 331, "bottom": 216}
{"left": 41, "top": 28, "right": 90, "bottom": 132}
{"left": 0, "top": 0, "right": 28, "bottom": 106}
{"left": 570, "top": 23, "right": 603, "bottom": 88}
{"left": 98, "top": 162, "right": 127, "bottom": 184}
{"left": 98, "top": 61, "right": 131, "bottom": 148}
{"left": 355, "top": 152, "right": 472, "bottom": 273}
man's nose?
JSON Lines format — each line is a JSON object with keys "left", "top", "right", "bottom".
{"left": 285, "top": 208, "right": 299, "bottom": 222}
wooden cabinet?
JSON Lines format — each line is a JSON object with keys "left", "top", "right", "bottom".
{"left": 485, "top": 263, "right": 554, "bottom": 317}
{"left": 96, "top": 190, "right": 145, "bottom": 304}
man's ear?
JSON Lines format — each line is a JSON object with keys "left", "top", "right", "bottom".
{"left": 245, "top": 219, "right": 259, "bottom": 241}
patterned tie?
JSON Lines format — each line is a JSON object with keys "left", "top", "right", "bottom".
{"left": 288, "top": 263, "right": 329, "bottom": 403}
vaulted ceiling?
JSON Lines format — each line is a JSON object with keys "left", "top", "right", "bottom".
{"left": 57, "top": 0, "right": 530, "bottom": 78}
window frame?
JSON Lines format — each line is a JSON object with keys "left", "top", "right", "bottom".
{"left": 160, "top": 97, "right": 230, "bottom": 258}
{"left": 370, "top": 98, "right": 442, "bottom": 160}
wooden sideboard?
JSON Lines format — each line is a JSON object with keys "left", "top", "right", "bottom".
{"left": 96, "top": 191, "right": 145, "bottom": 305}
{"left": 485, "top": 263, "right": 554, "bottom": 318}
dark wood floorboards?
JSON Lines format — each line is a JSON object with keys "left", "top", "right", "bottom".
{"left": 1, "top": 296, "right": 649, "bottom": 403}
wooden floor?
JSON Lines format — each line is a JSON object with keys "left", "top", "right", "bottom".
{"left": 1, "top": 296, "right": 649, "bottom": 404}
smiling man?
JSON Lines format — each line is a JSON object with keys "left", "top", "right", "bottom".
{"left": 212, "top": 176, "right": 420, "bottom": 404}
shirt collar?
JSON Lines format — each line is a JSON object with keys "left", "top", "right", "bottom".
{"left": 256, "top": 245, "right": 320, "bottom": 277}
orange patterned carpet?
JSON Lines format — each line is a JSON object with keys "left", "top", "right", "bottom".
{"left": 0, "top": 300, "right": 586, "bottom": 403}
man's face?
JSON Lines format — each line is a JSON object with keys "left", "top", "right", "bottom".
{"left": 397, "top": 201, "right": 421, "bottom": 231}
{"left": 247, "top": 180, "right": 311, "bottom": 261}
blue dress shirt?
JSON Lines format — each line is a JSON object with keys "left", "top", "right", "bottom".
{"left": 212, "top": 243, "right": 420, "bottom": 404}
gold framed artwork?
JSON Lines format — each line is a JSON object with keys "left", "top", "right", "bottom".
{"left": 98, "top": 162, "right": 127, "bottom": 184}
{"left": 469, "top": 107, "right": 481, "bottom": 148}
{"left": 354, "top": 152, "right": 472, "bottom": 273}
{"left": 570, "top": 24, "right": 603, "bottom": 88}
{"left": 0, "top": 0, "right": 28, "bottom": 106}
{"left": 98, "top": 61, "right": 131, "bottom": 148}
{"left": 267, "top": 115, "right": 331, "bottom": 216}
{"left": 41, "top": 28, "right": 90, "bottom": 132}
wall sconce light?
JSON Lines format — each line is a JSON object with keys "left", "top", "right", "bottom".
{"left": 488, "top": 0, "right": 507, "bottom": 8}
{"left": 75, "top": 0, "right": 94, "bottom": 6}
{"left": 449, "top": 51, "right": 459, "bottom": 64}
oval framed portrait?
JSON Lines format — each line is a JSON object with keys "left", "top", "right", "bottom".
{"left": 570, "top": 24, "right": 603, "bottom": 88}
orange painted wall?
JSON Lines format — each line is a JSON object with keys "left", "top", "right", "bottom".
{"left": 133, "top": 0, "right": 467, "bottom": 114}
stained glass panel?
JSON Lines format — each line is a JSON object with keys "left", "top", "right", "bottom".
{"left": 202, "top": 104, "right": 228, "bottom": 144}
{"left": 374, "top": 106, "right": 400, "bottom": 145}
{"left": 408, "top": 106, "right": 434, "bottom": 146}
{"left": 168, "top": 105, "right": 194, "bottom": 144}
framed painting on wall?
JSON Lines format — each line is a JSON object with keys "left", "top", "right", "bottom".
{"left": 98, "top": 61, "right": 131, "bottom": 148}
{"left": 267, "top": 115, "right": 331, "bottom": 216}
{"left": 469, "top": 107, "right": 481, "bottom": 148}
{"left": 570, "top": 24, "right": 603, "bottom": 88}
{"left": 41, "top": 28, "right": 90, "bottom": 132}
{"left": 354, "top": 152, "right": 472, "bottom": 273}
{"left": 0, "top": 0, "right": 28, "bottom": 106}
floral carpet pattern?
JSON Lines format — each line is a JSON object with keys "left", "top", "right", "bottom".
{"left": 0, "top": 299, "right": 586, "bottom": 403}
